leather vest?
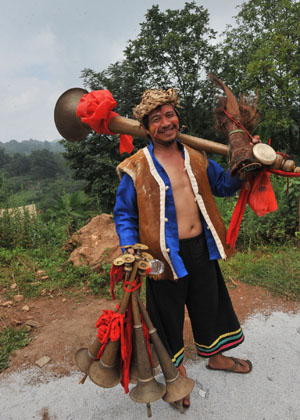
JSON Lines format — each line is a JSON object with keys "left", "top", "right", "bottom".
{"left": 117, "top": 145, "right": 233, "bottom": 280}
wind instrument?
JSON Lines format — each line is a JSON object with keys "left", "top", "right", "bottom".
{"left": 136, "top": 293, "right": 194, "bottom": 403}
{"left": 88, "top": 253, "right": 136, "bottom": 388}
{"left": 129, "top": 291, "right": 166, "bottom": 417}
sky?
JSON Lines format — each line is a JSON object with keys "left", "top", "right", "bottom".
{"left": 0, "top": 0, "right": 243, "bottom": 143}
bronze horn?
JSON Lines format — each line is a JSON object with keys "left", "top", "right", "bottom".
{"left": 54, "top": 87, "right": 228, "bottom": 156}
{"left": 54, "top": 86, "right": 299, "bottom": 175}
{"left": 88, "top": 254, "right": 136, "bottom": 388}
{"left": 129, "top": 291, "right": 166, "bottom": 406}
{"left": 209, "top": 74, "right": 262, "bottom": 176}
{"left": 74, "top": 256, "right": 125, "bottom": 382}
{"left": 136, "top": 293, "right": 195, "bottom": 403}
{"left": 54, "top": 88, "right": 92, "bottom": 141}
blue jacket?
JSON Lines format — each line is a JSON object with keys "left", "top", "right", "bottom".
{"left": 114, "top": 141, "right": 242, "bottom": 279}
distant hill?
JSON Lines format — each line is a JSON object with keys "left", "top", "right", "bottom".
{"left": 0, "top": 139, "right": 65, "bottom": 155}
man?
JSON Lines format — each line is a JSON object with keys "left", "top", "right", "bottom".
{"left": 113, "top": 88, "right": 253, "bottom": 408}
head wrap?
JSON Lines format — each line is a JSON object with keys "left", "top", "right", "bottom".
{"left": 133, "top": 88, "right": 181, "bottom": 122}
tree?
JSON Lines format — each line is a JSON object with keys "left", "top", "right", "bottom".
{"left": 0, "top": 148, "right": 10, "bottom": 169}
{"left": 216, "top": 0, "right": 300, "bottom": 154}
{"left": 4, "top": 153, "right": 31, "bottom": 177}
{"left": 64, "top": 2, "right": 222, "bottom": 212}
{"left": 123, "top": 2, "right": 218, "bottom": 137}
{"left": 29, "top": 149, "right": 63, "bottom": 179}
{"left": 61, "top": 135, "right": 130, "bottom": 213}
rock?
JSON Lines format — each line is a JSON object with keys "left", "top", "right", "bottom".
{"left": 25, "top": 320, "right": 42, "bottom": 328}
{"left": 11, "top": 319, "right": 22, "bottom": 325}
{"left": 199, "top": 389, "right": 207, "bottom": 398}
{"left": 35, "top": 356, "right": 51, "bottom": 368}
{"left": 2, "top": 300, "right": 14, "bottom": 307}
{"left": 62, "top": 298, "right": 67, "bottom": 303}
{"left": 13, "top": 294, "right": 24, "bottom": 302}
{"left": 22, "top": 305, "right": 30, "bottom": 312}
{"left": 65, "top": 214, "right": 121, "bottom": 272}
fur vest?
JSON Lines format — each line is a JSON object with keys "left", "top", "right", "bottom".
{"left": 117, "top": 145, "right": 233, "bottom": 280}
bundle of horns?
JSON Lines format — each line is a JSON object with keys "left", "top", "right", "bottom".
{"left": 75, "top": 243, "right": 194, "bottom": 417}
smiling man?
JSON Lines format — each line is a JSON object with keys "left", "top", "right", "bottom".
{"left": 113, "top": 88, "right": 253, "bottom": 410}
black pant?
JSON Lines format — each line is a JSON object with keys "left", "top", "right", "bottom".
{"left": 146, "top": 234, "right": 243, "bottom": 366}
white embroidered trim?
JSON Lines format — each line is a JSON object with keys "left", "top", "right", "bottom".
{"left": 184, "top": 147, "right": 227, "bottom": 260}
{"left": 143, "top": 148, "right": 178, "bottom": 279}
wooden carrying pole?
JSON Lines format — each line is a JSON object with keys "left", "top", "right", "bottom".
{"left": 109, "top": 115, "right": 229, "bottom": 156}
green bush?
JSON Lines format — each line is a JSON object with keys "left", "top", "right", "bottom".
{"left": 0, "top": 210, "right": 68, "bottom": 249}
{"left": 216, "top": 174, "right": 300, "bottom": 248}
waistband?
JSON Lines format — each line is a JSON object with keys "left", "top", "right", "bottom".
{"left": 179, "top": 232, "right": 204, "bottom": 245}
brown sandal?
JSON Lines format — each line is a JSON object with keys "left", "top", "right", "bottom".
{"left": 206, "top": 357, "right": 252, "bottom": 374}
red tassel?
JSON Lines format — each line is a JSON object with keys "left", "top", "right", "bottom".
{"left": 110, "top": 264, "right": 125, "bottom": 300}
{"left": 76, "top": 89, "right": 134, "bottom": 154}
{"left": 226, "top": 175, "right": 253, "bottom": 248}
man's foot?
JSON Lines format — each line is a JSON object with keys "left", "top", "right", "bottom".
{"left": 207, "top": 353, "right": 252, "bottom": 374}
{"left": 177, "top": 364, "right": 191, "bottom": 408}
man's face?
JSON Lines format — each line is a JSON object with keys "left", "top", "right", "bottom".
{"left": 145, "top": 104, "right": 179, "bottom": 146}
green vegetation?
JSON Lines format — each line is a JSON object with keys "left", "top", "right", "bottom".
{"left": 221, "top": 245, "right": 300, "bottom": 300}
{"left": 0, "top": 327, "right": 31, "bottom": 372}
{"left": 0, "top": 212, "right": 112, "bottom": 300}
{"left": 1, "top": 0, "right": 300, "bottom": 371}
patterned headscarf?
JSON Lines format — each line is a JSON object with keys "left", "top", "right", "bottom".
{"left": 133, "top": 88, "right": 181, "bottom": 122}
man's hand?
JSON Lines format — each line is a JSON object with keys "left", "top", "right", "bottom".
{"left": 250, "top": 135, "right": 261, "bottom": 147}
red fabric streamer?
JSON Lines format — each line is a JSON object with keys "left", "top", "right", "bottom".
{"left": 95, "top": 300, "right": 134, "bottom": 393}
{"left": 248, "top": 170, "right": 277, "bottom": 217}
{"left": 110, "top": 264, "right": 125, "bottom": 300}
{"left": 226, "top": 175, "right": 253, "bottom": 248}
{"left": 76, "top": 89, "right": 134, "bottom": 154}
{"left": 96, "top": 310, "right": 124, "bottom": 347}
{"left": 227, "top": 163, "right": 300, "bottom": 248}
{"left": 120, "top": 302, "right": 133, "bottom": 393}
{"left": 227, "top": 170, "right": 277, "bottom": 248}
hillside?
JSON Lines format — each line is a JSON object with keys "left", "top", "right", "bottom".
{"left": 0, "top": 139, "right": 64, "bottom": 155}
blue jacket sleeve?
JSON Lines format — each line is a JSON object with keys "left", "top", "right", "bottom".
{"left": 113, "top": 173, "right": 139, "bottom": 248}
{"left": 207, "top": 159, "right": 243, "bottom": 197}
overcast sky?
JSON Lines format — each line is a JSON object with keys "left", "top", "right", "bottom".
{"left": 0, "top": 0, "right": 243, "bottom": 143}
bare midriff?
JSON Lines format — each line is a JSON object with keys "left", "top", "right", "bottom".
{"left": 155, "top": 147, "right": 203, "bottom": 240}
{"left": 171, "top": 170, "right": 203, "bottom": 239}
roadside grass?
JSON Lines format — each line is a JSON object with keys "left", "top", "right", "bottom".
{"left": 0, "top": 326, "right": 31, "bottom": 373}
{"left": 1, "top": 242, "right": 300, "bottom": 301}
{"left": 0, "top": 246, "right": 111, "bottom": 300}
{"left": 220, "top": 244, "right": 300, "bottom": 300}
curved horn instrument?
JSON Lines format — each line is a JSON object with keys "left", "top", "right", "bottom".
{"left": 74, "top": 256, "right": 126, "bottom": 380}
{"left": 129, "top": 291, "right": 166, "bottom": 406}
{"left": 54, "top": 88, "right": 92, "bottom": 141}
{"left": 88, "top": 254, "right": 136, "bottom": 388}
{"left": 209, "top": 74, "right": 276, "bottom": 177}
{"left": 54, "top": 87, "right": 228, "bottom": 156}
{"left": 136, "top": 293, "right": 195, "bottom": 403}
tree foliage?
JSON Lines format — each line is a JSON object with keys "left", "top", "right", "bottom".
{"left": 65, "top": 2, "right": 222, "bottom": 212}
{"left": 216, "top": 0, "right": 300, "bottom": 154}
{"left": 62, "top": 0, "right": 300, "bottom": 216}
{"left": 60, "top": 135, "right": 134, "bottom": 213}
